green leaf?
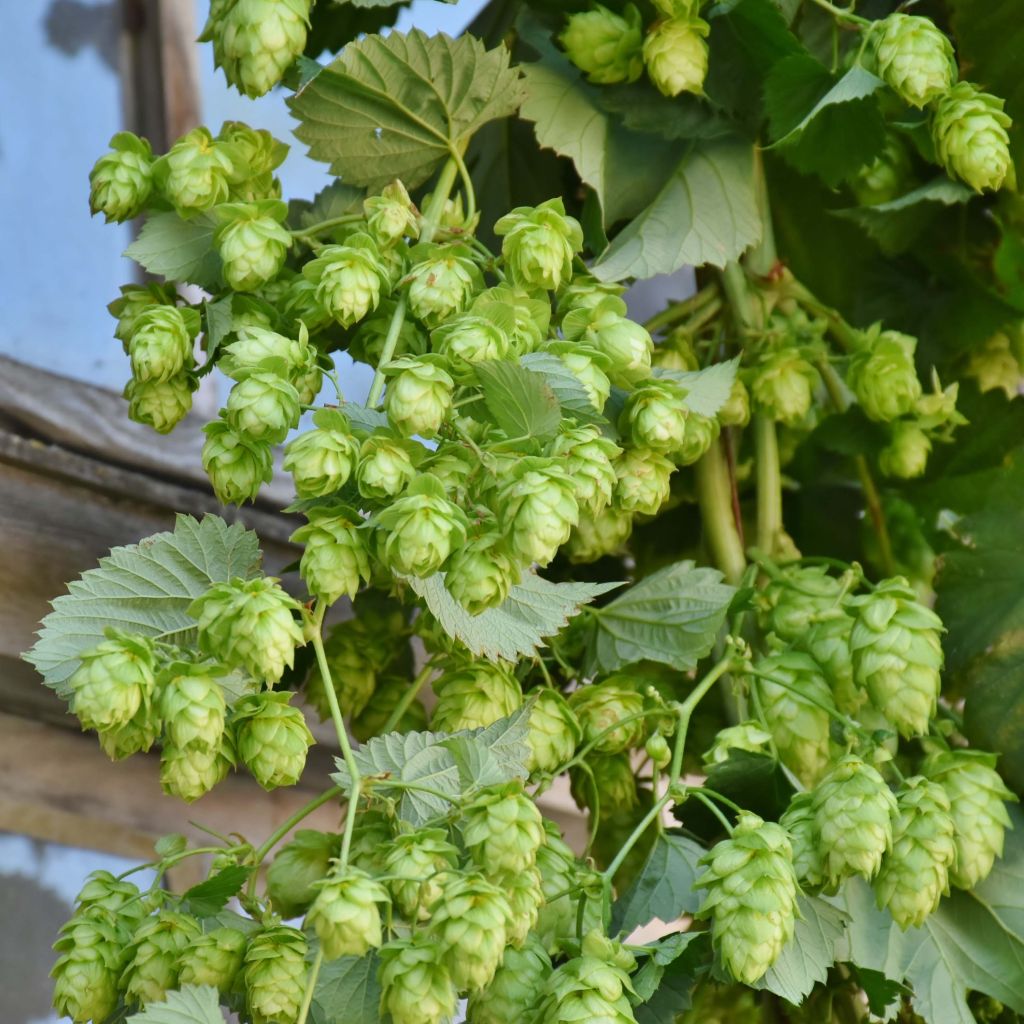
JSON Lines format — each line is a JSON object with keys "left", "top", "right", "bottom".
{"left": 635, "top": 933, "right": 710, "bottom": 1024}
{"left": 339, "top": 400, "right": 390, "bottom": 433}
{"left": 520, "top": 351, "right": 609, "bottom": 427}
{"left": 288, "top": 179, "right": 366, "bottom": 230}
{"left": 632, "top": 931, "right": 706, "bottom": 1002}
{"left": 612, "top": 834, "right": 704, "bottom": 934}
{"left": 124, "top": 212, "right": 222, "bottom": 290}
{"left": 155, "top": 833, "right": 188, "bottom": 858}
{"left": 585, "top": 561, "right": 734, "bottom": 674}
{"left": 181, "top": 866, "right": 251, "bottom": 917}
{"left": 290, "top": 30, "right": 524, "bottom": 191}
{"left": 203, "top": 295, "right": 234, "bottom": 364}
{"left": 126, "top": 985, "right": 225, "bottom": 1024}
{"left": 655, "top": 358, "right": 739, "bottom": 418}
{"left": 310, "top": 954, "right": 381, "bottom": 1024}
{"left": 24, "top": 514, "right": 262, "bottom": 696}
{"left": 408, "top": 572, "right": 622, "bottom": 663}
{"left": 754, "top": 894, "right": 849, "bottom": 1003}
{"left": 474, "top": 360, "right": 562, "bottom": 440}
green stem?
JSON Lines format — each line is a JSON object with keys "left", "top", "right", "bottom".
{"left": 380, "top": 663, "right": 434, "bottom": 735}
{"left": 291, "top": 212, "right": 365, "bottom": 239}
{"left": 297, "top": 949, "right": 323, "bottom": 1024}
{"left": 754, "top": 414, "right": 783, "bottom": 554}
{"left": 642, "top": 283, "right": 721, "bottom": 333}
{"left": 807, "top": 0, "right": 871, "bottom": 26}
{"left": 562, "top": 708, "right": 670, "bottom": 772}
{"left": 117, "top": 846, "right": 224, "bottom": 881}
{"left": 695, "top": 439, "right": 747, "bottom": 585}
{"left": 602, "top": 795, "right": 671, "bottom": 881}
{"left": 691, "top": 790, "right": 735, "bottom": 835}
{"left": 785, "top": 278, "right": 863, "bottom": 351}
{"left": 450, "top": 144, "right": 477, "bottom": 225}
{"left": 671, "top": 653, "right": 740, "bottom": 781}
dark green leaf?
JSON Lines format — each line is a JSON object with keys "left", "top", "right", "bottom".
{"left": 595, "top": 83, "right": 734, "bottom": 143}
{"left": 310, "top": 954, "right": 381, "bottom": 1024}
{"left": 474, "top": 360, "right": 562, "bottom": 440}
{"left": 612, "top": 834, "right": 704, "bottom": 934}
{"left": 288, "top": 180, "right": 366, "bottom": 230}
{"left": 203, "top": 296, "right": 234, "bottom": 364}
{"left": 632, "top": 931, "right": 705, "bottom": 1001}
{"left": 126, "top": 985, "right": 225, "bottom": 1024}
{"left": 124, "top": 213, "right": 222, "bottom": 290}
{"left": 182, "top": 866, "right": 252, "bottom": 917}
{"left": 635, "top": 933, "right": 710, "bottom": 1024}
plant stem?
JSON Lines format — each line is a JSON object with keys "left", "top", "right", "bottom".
{"left": 671, "top": 652, "right": 741, "bottom": 781}
{"left": 642, "top": 283, "right": 721, "bottom": 333}
{"left": 380, "top": 663, "right": 434, "bottom": 735}
{"left": 807, "top": 0, "right": 871, "bottom": 26}
{"left": 754, "top": 414, "right": 783, "bottom": 554}
{"left": 450, "top": 143, "right": 477, "bottom": 225}
{"left": 291, "top": 212, "right": 365, "bottom": 240}
{"left": 297, "top": 949, "right": 323, "bottom": 1024}
{"left": 695, "top": 439, "right": 747, "bottom": 585}
{"left": 691, "top": 790, "right": 736, "bottom": 834}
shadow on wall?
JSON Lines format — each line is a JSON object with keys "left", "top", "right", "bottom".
{"left": 44, "top": 0, "right": 120, "bottom": 73}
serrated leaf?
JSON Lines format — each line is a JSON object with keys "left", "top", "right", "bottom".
{"left": 310, "top": 954, "right": 381, "bottom": 1024}
{"left": 612, "top": 834, "right": 704, "bottom": 934}
{"left": 520, "top": 351, "right": 609, "bottom": 426}
{"left": 632, "top": 931, "right": 705, "bottom": 1001}
{"left": 288, "top": 179, "right": 366, "bottom": 231}
{"left": 585, "top": 561, "right": 734, "bottom": 674}
{"left": 338, "top": 400, "right": 390, "bottom": 432}
{"left": 203, "top": 295, "right": 234, "bottom": 364}
{"left": 655, "top": 358, "right": 739, "bottom": 418}
{"left": 635, "top": 933, "right": 710, "bottom": 1024}
{"left": 24, "top": 515, "right": 262, "bottom": 696}
{"left": 290, "top": 30, "right": 524, "bottom": 191}
{"left": 126, "top": 985, "right": 225, "bottom": 1024}
{"left": 182, "top": 866, "right": 251, "bottom": 917}
{"left": 124, "top": 212, "right": 222, "bottom": 290}
{"left": 474, "top": 360, "right": 562, "bottom": 440}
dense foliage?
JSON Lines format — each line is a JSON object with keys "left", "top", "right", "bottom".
{"left": 26, "top": 0, "right": 1024, "bottom": 1022}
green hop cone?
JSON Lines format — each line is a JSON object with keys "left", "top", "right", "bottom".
{"left": 757, "top": 565, "right": 844, "bottom": 641}
{"left": 755, "top": 650, "right": 835, "bottom": 786}
{"left": 125, "top": 375, "right": 195, "bottom": 434}
{"left": 177, "top": 927, "right": 247, "bottom": 993}
{"left": 384, "top": 357, "right": 455, "bottom": 438}
{"left": 924, "top": 749, "right": 1016, "bottom": 889}
{"left": 74, "top": 871, "right": 146, "bottom": 927}
{"left": 52, "top": 910, "right": 126, "bottom": 1024}
{"left": 499, "top": 457, "right": 580, "bottom": 566}
{"left": 614, "top": 446, "right": 674, "bottom": 516}
{"left": 307, "top": 620, "right": 382, "bottom": 721}
{"left": 267, "top": 829, "right": 340, "bottom": 918}
{"left": 128, "top": 305, "right": 197, "bottom": 383}
{"left": 534, "top": 825, "right": 580, "bottom": 951}
{"left": 847, "top": 328, "right": 922, "bottom": 422}
{"left": 703, "top": 721, "right": 774, "bottom": 765}
{"left": 696, "top": 811, "right": 799, "bottom": 985}
{"left": 242, "top": 925, "right": 309, "bottom": 1024}
{"left": 750, "top": 350, "right": 819, "bottom": 425}
{"left": 546, "top": 340, "right": 612, "bottom": 410}
{"left": 965, "top": 330, "right": 1023, "bottom": 397}
{"left": 849, "top": 577, "right": 943, "bottom": 737}
{"left": 874, "top": 776, "right": 957, "bottom": 928}
{"left": 303, "top": 235, "right": 389, "bottom": 327}
{"left": 379, "top": 933, "right": 457, "bottom": 1024}
{"left": 813, "top": 755, "right": 897, "bottom": 889}
{"left": 305, "top": 866, "right": 390, "bottom": 959}
{"left": 564, "top": 297, "right": 653, "bottom": 386}
{"left": 109, "top": 283, "right": 177, "bottom": 348}
{"left": 931, "top": 82, "right": 1014, "bottom": 193}
{"left": 851, "top": 132, "right": 914, "bottom": 206}
{"left": 431, "top": 314, "right": 509, "bottom": 367}
{"left": 191, "top": 576, "right": 305, "bottom": 685}
{"left": 225, "top": 371, "right": 300, "bottom": 445}
{"left": 284, "top": 422, "right": 358, "bottom": 497}
{"left": 97, "top": 700, "right": 161, "bottom": 761}
{"left": 467, "top": 935, "right": 551, "bottom": 1024}
{"left": 89, "top": 132, "right": 153, "bottom": 222}
{"left": 622, "top": 378, "right": 689, "bottom": 453}
{"left": 213, "top": 0, "right": 311, "bottom": 98}
{"left": 559, "top": 3, "right": 644, "bottom": 85}
{"left": 375, "top": 476, "right": 469, "bottom": 577}
{"left": 233, "top": 691, "right": 314, "bottom": 789}
{"left": 160, "top": 737, "right": 235, "bottom": 802}
{"left": 216, "top": 119, "right": 288, "bottom": 198}
{"left": 461, "top": 782, "right": 546, "bottom": 877}
{"left": 364, "top": 180, "right": 419, "bottom": 245}
{"left": 779, "top": 792, "right": 824, "bottom": 889}
{"left": 215, "top": 201, "right": 292, "bottom": 292}
{"left": 356, "top": 433, "right": 418, "bottom": 499}
{"left": 548, "top": 425, "right": 621, "bottom": 515}
{"left": 384, "top": 827, "right": 459, "bottom": 921}
{"left": 155, "top": 126, "right": 235, "bottom": 212}
{"left": 571, "top": 751, "right": 638, "bottom": 813}
{"left": 353, "top": 674, "right": 429, "bottom": 741}
{"left": 292, "top": 511, "right": 370, "bottom": 604}
{"left": 202, "top": 418, "right": 274, "bottom": 505}
{"left": 643, "top": 16, "right": 710, "bottom": 97}
{"left": 503, "top": 865, "right": 545, "bottom": 946}
{"left": 533, "top": 942, "right": 637, "bottom": 1024}
{"left": 444, "top": 531, "right": 518, "bottom": 615}
{"left": 879, "top": 420, "right": 932, "bottom": 479}
{"left": 429, "top": 872, "right": 512, "bottom": 992}
{"left": 431, "top": 661, "right": 522, "bottom": 732}
{"left": 407, "top": 248, "right": 481, "bottom": 327}
{"left": 121, "top": 911, "right": 202, "bottom": 1006}
{"left": 645, "top": 733, "right": 672, "bottom": 769}
{"left": 68, "top": 633, "right": 156, "bottom": 732}
{"left": 527, "top": 688, "right": 581, "bottom": 774}
{"left": 570, "top": 680, "right": 645, "bottom": 755}
{"left": 679, "top": 981, "right": 762, "bottom": 1024}
{"left": 555, "top": 273, "right": 625, "bottom": 323}
{"left": 566, "top": 505, "right": 634, "bottom": 563}
{"left": 345, "top": 808, "right": 397, "bottom": 876}
{"left": 219, "top": 324, "right": 320, "bottom": 398}
{"left": 494, "top": 198, "right": 584, "bottom": 292}
{"left": 872, "top": 13, "right": 956, "bottom": 108}
{"left": 674, "top": 410, "right": 719, "bottom": 466}
{"left": 158, "top": 663, "right": 227, "bottom": 751}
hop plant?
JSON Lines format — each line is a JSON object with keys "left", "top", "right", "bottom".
{"left": 215, "top": 201, "right": 292, "bottom": 291}
{"left": 461, "top": 782, "right": 546, "bottom": 876}
{"left": 812, "top": 755, "right": 897, "bottom": 889}
{"left": 879, "top": 420, "right": 932, "bottom": 480}
{"left": 233, "top": 692, "right": 314, "bottom": 789}
{"left": 872, "top": 13, "right": 956, "bottom": 108}
{"left": 614, "top": 446, "right": 674, "bottom": 516}
{"left": 267, "top": 829, "right": 341, "bottom": 919}
{"left": 546, "top": 340, "right": 613, "bottom": 410}
{"left": 242, "top": 925, "right": 309, "bottom": 1024}
{"left": 534, "top": 825, "right": 583, "bottom": 952}
{"left": 874, "top": 777, "right": 957, "bottom": 929}
{"left": 292, "top": 511, "right": 370, "bottom": 604}
{"left": 353, "top": 674, "right": 429, "bottom": 740}
{"left": 121, "top": 911, "right": 202, "bottom": 1006}
{"left": 503, "top": 865, "right": 545, "bottom": 946}
{"left": 622, "top": 378, "right": 690, "bottom": 452}
{"left": 379, "top": 933, "right": 458, "bottom": 1024}
{"left": 375, "top": 477, "right": 469, "bottom": 577}
{"left": 384, "top": 357, "right": 455, "bottom": 437}
{"left": 306, "top": 866, "right": 390, "bottom": 959}
{"left": 365, "top": 180, "right": 419, "bottom": 245}
{"left": 779, "top": 792, "right": 824, "bottom": 888}
{"left": 303, "top": 236, "right": 389, "bottom": 327}
{"left": 533, "top": 934, "right": 637, "bottom": 1024}
{"left": 155, "top": 127, "right": 235, "bottom": 212}
{"left": 51, "top": 911, "right": 126, "bottom": 1024}
{"left": 432, "top": 314, "right": 509, "bottom": 367}
{"left": 406, "top": 248, "right": 481, "bottom": 327}
{"left": 547, "top": 425, "right": 621, "bottom": 514}
{"left": 924, "top": 749, "right": 1016, "bottom": 889}
{"left": 467, "top": 936, "right": 551, "bottom": 1024}
{"left": 201, "top": 418, "right": 274, "bottom": 505}
{"left": 696, "top": 812, "right": 799, "bottom": 984}
{"left": 569, "top": 679, "right": 645, "bottom": 755}
{"left": 159, "top": 663, "right": 227, "bottom": 752}
{"left": 177, "top": 927, "right": 247, "bottom": 993}
{"left": 356, "top": 434, "right": 419, "bottom": 499}
{"left": 847, "top": 329, "right": 922, "bottom": 422}
{"left": 125, "top": 375, "right": 195, "bottom": 434}
{"left": 565, "top": 297, "right": 653, "bottom": 386}
{"left": 160, "top": 737, "right": 235, "bottom": 802}
{"left": 527, "top": 688, "right": 582, "bottom": 774}
{"left": 89, "top": 132, "right": 153, "bottom": 222}
{"left": 750, "top": 350, "right": 819, "bottom": 425}
{"left": 128, "top": 305, "right": 197, "bottom": 383}
{"left": 191, "top": 576, "right": 305, "bottom": 685}
{"left": 849, "top": 577, "right": 943, "bottom": 737}
{"left": 643, "top": 16, "right": 710, "bottom": 97}
{"left": 566, "top": 505, "right": 634, "bottom": 563}
{"left": 428, "top": 664, "right": 521, "bottom": 736}
{"left": 499, "top": 457, "right": 580, "bottom": 566}
{"left": 284, "top": 418, "right": 358, "bottom": 497}
{"left": 571, "top": 751, "right": 638, "bottom": 812}
{"left": 851, "top": 132, "right": 914, "bottom": 206}
{"left": 73, "top": 871, "right": 147, "bottom": 927}
{"left": 494, "top": 198, "right": 584, "bottom": 292}
{"left": 225, "top": 371, "right": 301, "bottom": 445}
{"left": 703, "top": 720, "right": 773, "bottom": 765}
{"left": 68, "top": 633, "right": 156, "bottom": 732}
{"left": 444, "top": 532, "right": 518, "bottom": 614}
{"left": 384, "top": 827, "right": 459, "bottom": 921}
{"left": 931, "top": 82, "right": 1014, "bottom": 193}
{"left": 559, "top": 4, "right": 644, "bottom": 85}
{"left": 97, "top": 701, "right": 161, "bottom": 761}
{"left": 674, "top": 411, "right": 719, "bottom": 466}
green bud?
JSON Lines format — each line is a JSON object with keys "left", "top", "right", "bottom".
{"left": 109, "top": 283, "right": 177, "bottom": 348}
{"left": 407, "top": 248, "right": 481, "bottom": 327}
{"left": 375, "top": 477, "right": 469, "bottom": 577}
{"left": 121, "top": 911, "right": 202, "bottom": 1006}
{"left": 879, "top": 420, "right": 931, "bottom": 479}
{"left": 564, "top": 297, "right": 653, "bottom": 386}
{"left": 931, "top": 82, "right": 1013, "bottom": 193}
{"left": 622, "top": 378, "right": 689, "bottom": 452}
{"left": 614, "top": 446, "right": 674, "bottom": 516}
{"left": 384, "top": 827, "right": 460, "bottom": 921}
{"left": 156, "top": 127, "right": 235, "bottom": 212}
{"left": 851, "top": 132, "right": 914, "bottom": 206}
{"left": 780, "top": 792, "right": 824, "bottom": 889}
{"left": 570, "top": 680, "right": 645, "bottom": 755}
{"left": 97, "top": 701, "right": 161, "bottom": 761}
{"left": 872, "top": 13, "right": 956, "bottom": 108}
{"left": 494, "top": 198, "right": 584, "bottom": 292}
{"left": 69, "top": 633, "right": 156, "bottom": 732}
{"left": 534, "top": 825, "right": 580, "bottom": 951}
{"left": 202, "top": 418, "right": 274, "bottom": 505}
{"left": 284, "top": 424, "right": 358, "bottom": 498}
{"left": 363, "top": 179, "right": 419, "bottom": 245}
{"left": 565, "top": 505, "right": 634, "bottom": 563}
{"left": 467, "top": 935, "right": 551, "bottom": 1024}
{"left": 267, "top": 829, "right": 341, "bottom": 919}
{"left": 216, "top": 120, "right": 288, "bottom": 196}
{"left": 560, "top": 4, "right": 644, "bottom": 85}
{"left": 643, "top": 16, "right": 710, "bottom": 97}
{"left": 965, "top": 330, "right": 1023, "bottom": 398}
{"left": 504, "top": 865, "right": 545, "bottom": 947}
{"left": 159, "top": 663, "right": 228, "bottom": 751}
{"left": 52, "top": 910, "right": 126, "bottom": 1024}
{"left": 303, "top": 235, "right": 389, "bottom": 327}
{"left": 347, "top": 808, "right": 398, "bottom": 876}
{"left": 548, "top": 425, "right": 622, "bottom": 514}
{"left": 125, "top": 374, "right": 195, "bottom": 434}
{"left": 306, "top": 866, "right": 390, "bottom": 959}
{"left": 444, "top": 532, "right": 518, "bottom": 615}
{"left": 292, "top": 512, "right": 371, "bottom": 604}
{"left": 533, "top": 947, "right": 637, "bottom": 1024}
{"left": 431, "top": 661, "right": 522, "bottom": 732}
{"left": 242, "top": 925, "right": 309, "bottom": 1024}
{"left": 499, "top": 457, "right": 580, "bottom": 566}
{"left": 226, "top": 371, "right": 300, "bottom": 444}
{"left": 384, "top": 357, "right": 455, "bottom": 437}
{"left": 216, "top": 201, "right": 292, "bottom": 291}
{"left": 74, "top": 871, "right": 146, "bottom": 928}
{"left": 847, "top": 328, "right": 921, "bottom": 422}
{"left": 750, "top": 350, "right": 819, "bottom": 425}
{"left": 160, "top": 738, "right": 235, "bottom": 802}
{"left": 555, "top": 273, "right": 626, "bottom": 324}
{"left": 673, "top": 410, "right": 719, "bottom": 466}
{"left": 645, "top": 733, "right": 672, "bottom": 769}
{"left": 527, "top": 688, "right": 582, "bottom": 774}
{"left": 90, "top": 132, "right": 153, "bottom": 222}
{"left": 353, "top": 674, "right": 429, "bottom": 741}
{"left": 678, "top": 981, "right": 762, "bottom": 1024}
{"left": 233, "top": 691, "right": 314, "bottom": 789}
{"left": 718, "top": 377, "right": 751, "bottom": 427}
{"left": 190, "top": 576, "right": 306, "bottom": 685}
{"left": 461, "top": 782, "right": 546, "bottom": 877}
{"left": 703, "top": 721, "right": 773, "bottom": 766}
{"left": 128, "top": 305, "right": 197, "bottom": 383}
{"left": 379, "top": 933, "right": 457, "bottom": 1024}
{"left": 177, "top": 927, "right": 247, "bottom": 993}
{"left": 356, "top": 434, "right": 419, "bottom": 499}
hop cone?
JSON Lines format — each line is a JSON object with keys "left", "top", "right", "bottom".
{"left": 51, "top": 910, "right": 126, "bottom": 1024}
{"left": 494, "top": 198, "right": 583, "bottom": 292}
{"left": 679, "top": 981, "right": 762, "bottom": 1024}
{"left": 283, "top": 423, "right": 358, "bottom": 497}
{"left": 226, "top": 371, "right": 300, "bottom": 445}
{"left": 569, "top": 680, "right": 645, "bottom": 755}
{"left": 780, "top": 792, "right": 824, "bottom": 889}
{"left": 302, "top": 237, "right": 388, "bottom": 327}
{"left": 160, "top": 737, "right": 235, "bottom": 802}
{"left": 534, "top": 824, "right": 579, "bottom": 952}
{"left": 849, "top": 577, "right": 943, "bottom": 737}
{"left": 674, "top": 410, "right": 719, "bottom": 466}
{"left": 504, "top": 865, "right": 545, "bottom": 946}
{"left": 812, "top": 755, "right": 897, "bottom": 889}
{"left": 384, "top": 827, "right": 459, "bottom": 921}
{"left": 696, "top": 812, "right": 799, "bottom": 984}
{"left": 267, "top": 829, "right": 340, "bottom": 919}
{"left": 533, "top": 943, "right": 637, "bottom": 1024}
{"left": 571, "top": 751, "right": 638, "bottom": 813}
{"left": 432, "top": 314, "right": 509, "bottom": 367}
{"left": 385, "top": 357, "right": 454, "bottom": 438}
{"left": 97, "top": 700, "right": 161, "bottom": 761}
{"left": 243, "top": 925, "right": 309, "bottom": 1024}
{"left": 345, "top": 809, "right": 397, "bottom": 876}
{"left": 757, "top": 565, "right": 845, "bottom": 642}
{"left": 750, "top": 350, "right": 818, "bottom": 425}
{"left": 431, "top": 661, "right": 522, "bottom": 732}
{"left": 622, "top": 378, "right": 689, "bottom": 453}
{"left": 925, "top": 749, "right": 1016, "bottom": 889}
{"left": 190, "top": 576, "right": 306, "bottom": 686}
{"left": 461, "top": 782, "right": 546, "bottom": 877}
{"left": 202, "top": 418, "right": 274, "bottom": 505}
{"left": 306, "top": 866, "right": 389, "bottom": 959}
{"left": 407, "top": 250, "right": 480, "bottom": 327}
{"left": 68, "top": 633, "right": 156, "bottom": 732}
{"left": 643, "top": 16, "right": 710, "bottom": 97}
{"left": 874, "top": 777, "right": 956, "bottom": 928}
{"left": 233, "top": 691, "right": 314, "bottom": 789}
{"left": 356, "top": 434, "right": 418, "bottom": 499}
{"left": 125, "top": 375, "right": 194, "bottom": 434}
{"left": 90, "top": 132, "right": 153, "bottom": 222}
{"left": 128, "top": 305, "right": 196, "bottom": 383}
{"left": 444, "top": 531, "right": 518, "bottom": 615}
{"left": 121, "top": 911, "right": 202, "bottom": 1006}
{"left": 74, "top": 871, "right": 146, "bottom": 928}
{"left": 429, "top": 872, "right": 511, "bottom": 992}
{"left": 365, "top": 180, "right": 419, "bottom": 245}
{"left": 872, "top": 13, "right": 955, "bottom": 108}
{"left": 292, "top": 512, "right": 370, "bottom": 604}
{"left": 353, "top": 674, "right": 429, "bottom": 741}
{"left": 852, "top": 132, "right": 913, "bottom": 206}
{"left": 614, "top": 446, "right": 674, "bottom": 516}
{"left": 378, "top": 933, "right": 457, "bottom": 1024}
{"left": 559, "top": 4, "right": 644, "bottom": 85}
{"left": 527, "top": 688, "right": 581, "bottom": 774}
{"left": 467, "top": 935, "right": 551, "bottom": 1024}
{"left": 566, "top": 297, "right": 652, "bottom": 386}
{"left": 879, "top": 421, "right": 932, "bottom": 480}
{"left": 156, "top": 127, "right": 234, "bottom": 212}
{"left": 548, "top": 425, "right": 621, "bottom": 514}
{"left": 703, "top": 721, "right": 773, "bottom": 766}
{"left": 499, "top": 457, "right": 580, "bottom": 567}
{"left": 177, "top": 927, "right": 247, "bottom": 993}
{"left": 159, "top": 664, "right": 227, "bottom": 752}
{"left": 376, "top": 482, "right": 469, "bottom": 577}
{"left": 847, "top": 329, "right": 921, "bottom": 422}
{"left": 566, "top": 505, "right": 634, "bottom": 563}
{"left": 931, "top": 82, "right": 1013, "bottom": 192}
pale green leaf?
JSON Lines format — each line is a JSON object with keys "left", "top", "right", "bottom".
{"left": 519, "top": 351, "right": 608, "bottom": 426}
{"left": 474, "top": 360, "right": 562, "bottom": 441}
{"left": 127, "top": 985, "right": 225, "bottom": 1024}
{"left": 585, "top": 561, "right": 735, "bottom": 674}
{"left": 288, "top": 179, "right": 366, "bottom": 230}
{"left": 290, "top": 30, "right": 524, "bottom": 191}
{"left": 612, "top": 834, "right": 704, "bottom": 934}
{"left": 409, "top": 572, "right": 622, "bottom": 663}
{"left": 310, "top": 954, "right": 381, "bottom": 1024}
{"left": 655, "top": 358, "right": 739, "bottom": 418}
{"left": 203, "top": 295, "right": 234, "bottom": 364}
{"left": 24, "top": 514, "right": 262, "bottom": 696}
{"left": 124, "top": 212, "right": 222, "bottom": 290}
{"left": 339, "top": 400, "right": 390, "bottom": 433}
